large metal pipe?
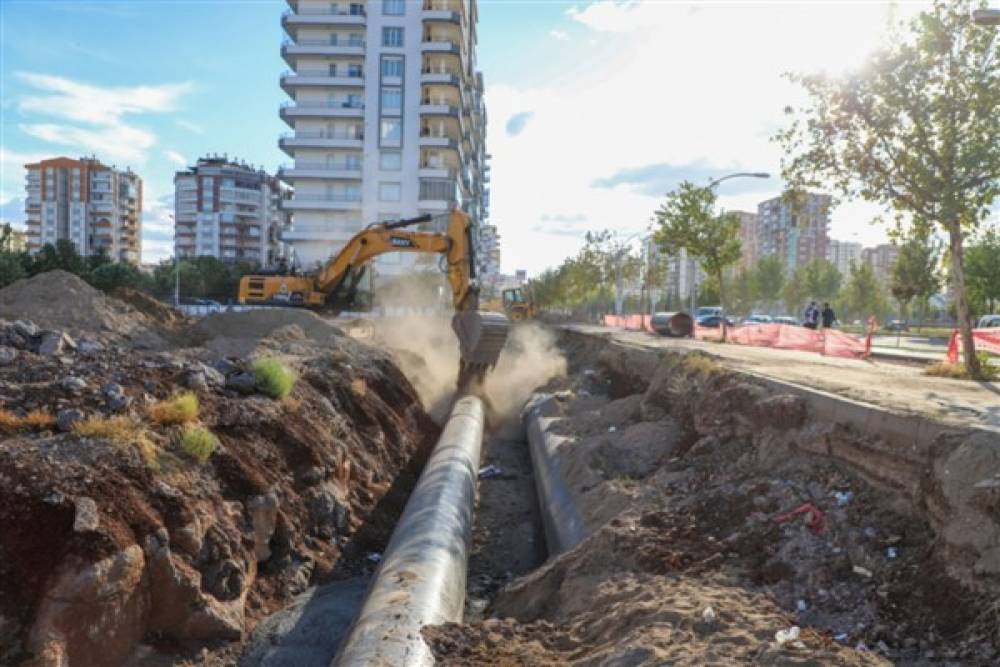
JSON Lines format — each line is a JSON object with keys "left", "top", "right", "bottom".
{"left": 523, "top": 393, "right": 586, "bottom": 555}
{"left": 332, "top": 395, "right": 485, "bottom": 667}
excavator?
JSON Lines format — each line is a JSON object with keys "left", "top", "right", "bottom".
{"left": 238, "top": 210, "right": 509, "bottom": 388}
{"left": 501, "top": 286, "right": 537, "bottom": 322}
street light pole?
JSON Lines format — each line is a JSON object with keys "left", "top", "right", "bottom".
{"left": 688, "top": 171, "right": 771, "bottom": 317}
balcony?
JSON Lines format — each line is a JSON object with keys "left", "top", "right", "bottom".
{"left": 282, "top": 194, "right": 362, "bottom": 211}
{"left": 282, "top": 226, "right": 357, "bottom": 242}
{"left": 278, "top": 162, "right": 363, "bottom": 180}
{"left": 281, "top": 39, "right": 365, "bottom": 62}
{"left": 418, "top": 178, "right": 459, "bottom": 210}
{"left": 280, "top": 100, "right": 364, "bottom": 122}
{"left": 418, "top": 134, "right": 459, "bottom": 150}
{"left": 281, "top": 8, "right": 366, "bottom": 32}
{"left": 279, "top": 131, "right": 364, "bottom": 153}
{"left": 420, "top": 103, "right": 459, "bottom": 118}
{"left": 420, "top": 71, "right": 461, "bottom": 87}
{"left": 418, "top": 165, "right": 456, "bottom": 179}
{"left": 422, "top": 7, "right": 462, "bottom": 25}
{"left": 421, "top": 39, "right": 461, "bottom": 55}
{"left": 280, "top": 71, "right": 365, "bottom": 90}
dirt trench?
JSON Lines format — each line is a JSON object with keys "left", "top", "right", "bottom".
{"left": 425, "top": 330, "right": 1000, "bottom": 666}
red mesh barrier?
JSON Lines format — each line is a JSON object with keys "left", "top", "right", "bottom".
{"left": 945, "top": 329, "right": 1000, "bottom": 364}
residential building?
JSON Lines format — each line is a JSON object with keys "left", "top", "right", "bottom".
{"left": 278, "top": 0, "right": 490, "bottom": 274}
{"left": 477, "top": 222, "right": 500, "bottom": 277}
{"left": 862, "top": 243, "right": 900, "bottom": 287}
{"left": 24, "top": 156, "right": 142, "bottom": 263}
{"left": 826, "top": 239, "right": 863, "bottom": 277}
{"left": 731, "top": 210, "right": 758, "bottom": 271}
{"left": 1, "top": 225, "right": 26, "bottom": 252}
{"left": 174, "top": 156, "right": 290, "bottom": 267}
{"left": 755, "top": 193, "right": 831, "bottom": 273}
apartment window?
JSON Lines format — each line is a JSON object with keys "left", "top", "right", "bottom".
{"left": 383, "top": 0, "right": 405, "bottom": 15}
{"left": 348, "top": 32, "right": 364, "bottom": 46}
{"left": 348, "top": 63, "right": 363, "bottom": 78}
{"left": 382, "top": 27, "right": 404, "bottom": 48}
{"left": 381, "top": 86, "right": 402, "bottom": 112}
{"left": 381, "top": 56, "right": 404, "bottom": 78}
{"left": 379, "top": 182, "right": 401, "bottom": 202}
{"left": 349, "top": 2, "right": 365, "bottom": 15}
{"left": 379, "top": 152, "right": 402, "bottom": 170}
{"left": 380, "top": 119, "right": 402, "bottom": 147}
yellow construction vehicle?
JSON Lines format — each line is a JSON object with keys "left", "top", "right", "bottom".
{"left": 501, "top": 286, "right": 537, "bottom": 322}
{"left": 238, "top": 211, "right": 509, "bottom": 386}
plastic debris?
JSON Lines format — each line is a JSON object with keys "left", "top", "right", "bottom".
{"left": 702, "top": 606, "right": 716, "bottom": 623}
{"left": 852, "top": 565, "right": 873, "bottom": 578}
{"left": 796, "top": 599, "right": 808, "bottom": 612}
{"left": 608, "top": 426, "right": 617, "bottom": 432}
{"left": 834, "top": 633, "right": 850, "bottom": 643}
{"left": 774, "top": 626, "right": 801, "bottom": 646}
{"left": 478, "top": 464, "right": 504, "bottom": 479}
{"left": 855, "top": 641, "right": 869, "bottom": 652}
{"left": 832, "top": 490, "right": 853, "bottom": 506}
{"left": 773, "top": 503, "right": 826, "bottom": 535}
{"left": 886, "top": 547, "right": 898, "bottom": 559}
{"left": 366, "top": 552, "right": 382, "bottom": 564}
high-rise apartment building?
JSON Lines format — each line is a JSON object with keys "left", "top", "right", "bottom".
{"left": 278, "top": 0, "right": 490, "bottom": 273}
{"left": 477, "top": 222, "right": 500, "bottom": 277}
{"left": 862, "top": 243, "right": 900, "bottom": 287}
{"left": 756, "top": 193, "right": 831, "bottom": 273}
{"left": 731, "top": 210, "right": 758, "bottom": 271}
{"left": 826, "top": 239, "right": 863, "bottom": 277}
{"left": 24, "top": 156, "right": 142, "bottom": 263}
{"left": 174, "top": 156, "right": 290, "bottom": 268}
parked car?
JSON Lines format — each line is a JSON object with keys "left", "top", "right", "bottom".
{"left": 694, "top": 306, "right": 722, "bottom": 319}
{"left": 885, "top": 319, "right": 909, "bottom": 332}
{"left": 978, "top": 315, "right": 1000, "bottom": 328}
{"left": 696, "top": 315, "right": 736, "bottom": 328}
{"left": 773, "top": 316, "right": 799, "bottom": 326}
{"left": 743, "top": 314, "right": 772, "bottom": 325}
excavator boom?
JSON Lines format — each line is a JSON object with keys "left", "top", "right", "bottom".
{"left": 238, "top": 211, "right": 509, "bottom": 387}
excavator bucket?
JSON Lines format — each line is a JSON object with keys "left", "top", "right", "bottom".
{"left": 451, "top": 310, "right": 510, "bottom": 373}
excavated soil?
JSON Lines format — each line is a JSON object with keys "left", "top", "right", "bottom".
{"left": 425, "top": 332, "right": 1000, "bottom": 666}
{"left": 0, "top": 273, "right": 440, "bottom": 666}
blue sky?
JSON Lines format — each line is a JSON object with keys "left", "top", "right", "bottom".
{"left": 1, "top": 0, "right": 976, "bottom": 273}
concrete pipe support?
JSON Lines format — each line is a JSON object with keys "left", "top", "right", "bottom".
{"left": 332, "top": 395, "right": 485, "bottom": 667}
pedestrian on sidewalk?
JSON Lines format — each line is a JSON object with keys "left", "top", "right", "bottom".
{"left": 803, "top": 302, "right": 819, "bottom": 330}
{"left": 821, "top": 303, "right": 836, "bottom": 329}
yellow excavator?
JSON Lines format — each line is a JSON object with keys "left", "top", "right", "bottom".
{"left": 501, "top": 286, "right": 537, "bottom": 322}
{"left": 238, "top": 210, "right": 509, "bottom": 387}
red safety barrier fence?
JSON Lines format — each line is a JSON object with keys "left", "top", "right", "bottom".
{"left": 601, "top": 315, "right": 870, "bottom": 360}
{"left": 945, "top": 329, "right": 1000, "bottom": 365}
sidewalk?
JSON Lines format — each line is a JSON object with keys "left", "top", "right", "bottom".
{"left": 567, "top": 324, "right": 1000, "bottom": 429}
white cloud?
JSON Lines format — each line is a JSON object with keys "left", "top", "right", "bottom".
{"left": 13, "top": 72, "right": 194, "bottom": 165}
{"left": 164, "top": 150, "right": 187, "bottom": 167}
{"left": 550, "top": 29, "right": 570, "bottom": 41}
{"left": 489, "top": 1, "right": 929, "bottom": 275}
{"left": 142, "top": 194, "right": 175, "bottom": 263}
{"left": 175, "top": 119, "right": 204, "bottom": 134}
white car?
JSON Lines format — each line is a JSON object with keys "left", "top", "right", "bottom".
{"left": 979, "top": 315, "right": 1000, "bottom": 328}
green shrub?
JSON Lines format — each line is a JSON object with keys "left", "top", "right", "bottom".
{"left": 180, "top": 427, "right": 218, "bottom": 463}
{"left": 150, "top": 392, "right": 199, "bottom": 425}
{"left": 251, "top": 358, "right": 297, "bottom": 398}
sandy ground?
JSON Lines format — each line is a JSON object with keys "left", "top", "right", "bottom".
{"left": 569, "top": 325, "right": 1000, "bottom": 429}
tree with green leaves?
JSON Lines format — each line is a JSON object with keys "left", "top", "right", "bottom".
{"left": 842, "top": 260, "right": 888, "bottom": 322}
{"left": 780, "top": 272, "right": 809, "bottom": 317}
{"left": 753, "top": 255, "right": 785, "bottom": 314}
{"left": 88, "top": 262, "right": 149, "bottom": 293}
{"left": 0, "top": 252, "right": 26, "bottom": 289}
{"left": 965, "top": 227, "right": 1000, "bottom": 315}
{"left": 776, "top": 0, "right": 1000, "bottom": 376}
{"left": 802, "top": 258, "right": 843, "bottom": 303}
{"left": 890, "top": 234, "right": 942, "bottom": 322}
{"left": 653, "top": 181, "right": 742, "bottom": 339}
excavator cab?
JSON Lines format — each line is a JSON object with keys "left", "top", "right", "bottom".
{"left": 501, "top": 287, "right": 536, "bottom": 322}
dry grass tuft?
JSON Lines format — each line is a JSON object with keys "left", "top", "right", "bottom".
{"left": 0, "top": 408, "right": 56, "bottom": 433}
{"left": 72, "top": 416, "right": 159, "bottom": 467}
{"left": 681, "top": 353, "right": 720, "bottom": 376}
{"left": 926, "top": 355, "right": 999, "bottom": 382}
{"left": 149, "top": 392, "right": 199, "bottom": 425}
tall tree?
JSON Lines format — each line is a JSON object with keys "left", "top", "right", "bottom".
{"left": 842, "top": 260, "right": 888, "bottom": 321}
{"left": 753, "top": 255, "right": 785, "bottom": 313}
{"left": 802, "top": 258, "right": 843, "bottom": 303}
{"left": 776, "top": 0, "right": 1000, "bottom": 376}
{"left": 653, "top": 181, "right": 742, "bottom": 339}
{"left": 965, "top": 227, "right": 1000, "bottom": 315}
{"left": 890, "top": 234, "right": 942, "bottom": 321}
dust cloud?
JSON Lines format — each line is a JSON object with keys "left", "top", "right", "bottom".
{"left": 368, "top": 272, "right": 565, "bottom": 423}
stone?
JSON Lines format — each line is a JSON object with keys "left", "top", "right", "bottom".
{"left": 305, "top": 482, "right": 350, "bottom": 539}
{"left": 12, "top": 320, "right": 38, "bottom": 339}
{"left": 184, "top": 370, "right": 208, "bottom": 391}
{"left": 61, "top": 376, "right": 87, "bottom": 393}
{"left": 0, "top": 346, "right": 16, "bottom": 366}
{"left": 215, "top": 358, "right": 240, "bottom": 376}
{"left": 108, "top": 394, "right": 132, "bottom": 412}
{"left": 38, "top": 331, "right": 76, "bottom": 357}
{"left": 77, "top": 339, "right": 105, "bottom": 356}
{"left": 101, "top": 382, "right": 124, "bottom": 397}
{"left": 200, "top": 363, "right": 226, "bottom": 388}
{"left": 248, "top": 492, "right": 280, "bottom": 562}
{"left": 226, "top": 372, "right": 257, "bottom": 395}
{"left": 56, "top": 409, "right": 84, "bottom": 432}
{"left": 73, "top": 497, "right": 99, "bottom": 533}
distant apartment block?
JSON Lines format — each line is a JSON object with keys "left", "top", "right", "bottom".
{"left": 24, "top": 156, "right": 142, "bottom": 263}
{"left": 278, "top": 0, "right": 490, "bottom": 272}
{"left": 756, "top": 193, "right": 831, "bottom": 273}
{"left": 477, "top": 222, "right": 500, "bottom": 277}
{"left": 731, "top": 210, "right": 758, "bottom": 272}
{"left": 1, "top": 225, "right": 26, "bottom": 252}
{"left": 862, "top": 243, "right": 900, "bottom": 287}
{"left": 826, "top": 239, "right": 863, "bottom": 277}
{"left": 174, "top": 156, "right": 290, "bottom": 268}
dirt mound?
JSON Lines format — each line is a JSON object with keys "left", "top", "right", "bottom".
{"left": 186, "top": 309, "right": 346, "bottom": 359}
{"left": 0, "top": 271, "right": 160, "bottom": 345}
{"left": 110, "top": 288, "right": 189, "bottom": 331}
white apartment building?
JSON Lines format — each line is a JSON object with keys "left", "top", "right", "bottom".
{"left": 826, "top": 239, "right": 862, "bottom": 277}
{"left": 279, "top": 0, "right": 490, "bottom": 274}
{"left": 24, "top": 156, "right": 142, "bottom": 263}
{"left": 174, "top": 156, "right": 290, "bottom": 268}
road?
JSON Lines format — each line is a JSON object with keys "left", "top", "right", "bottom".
{"left": 568, "top": 324, "right": 1000, "bottom": 429}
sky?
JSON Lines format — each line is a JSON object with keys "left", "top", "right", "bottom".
{"left": 0, "top": 0, "right": 958, "bottom": 274}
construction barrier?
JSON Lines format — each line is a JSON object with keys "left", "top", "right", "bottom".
{"left": 602, "top": 315, "right": 870, "bottom": 360}
{"left": 945, "top": 329, "right": 1000, "bottom": 364}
